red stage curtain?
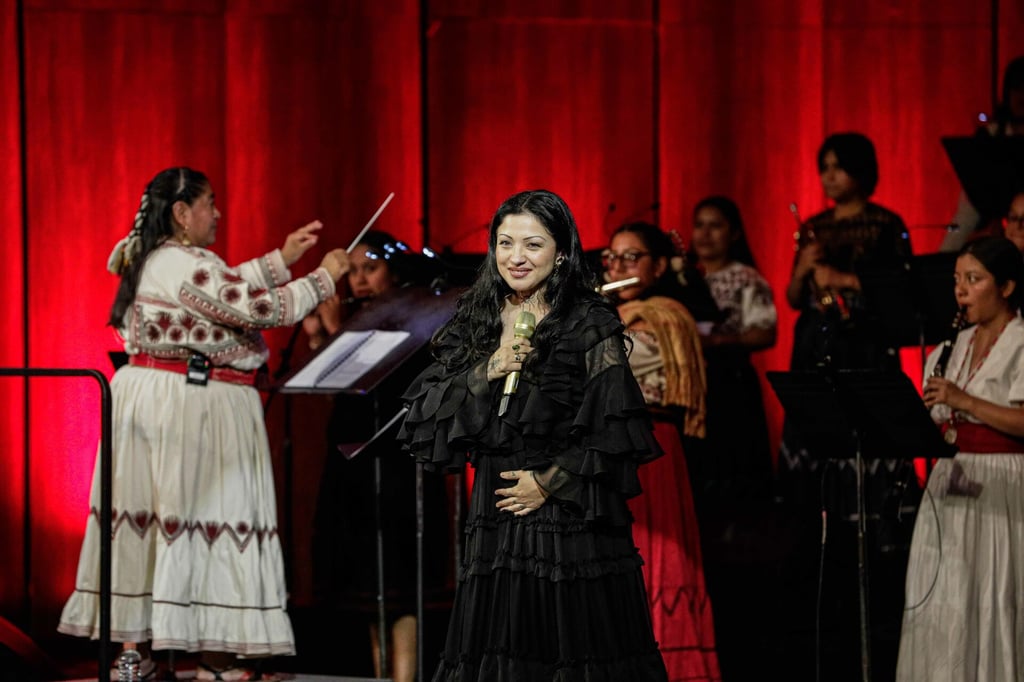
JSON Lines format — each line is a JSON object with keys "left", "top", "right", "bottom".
{"left": 427, "top": 1, "right": 656, "bottom": 253}
{"left": 12, "top": 0, "right": 420, "bottom": 633}
{"left": 659, "top": 0, "right": 999, "bottom": 455}
{"left": 222, "top": 0, "right": 422, "bottom": 606}
{"left": 4, "top": 0, "right": 1023, "bottom": 646}
{"left": 0, "top": 0, "right": 27, "bottom": 618}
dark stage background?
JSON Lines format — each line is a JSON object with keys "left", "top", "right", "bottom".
{"left": 1, "top": 0, "right": 1021, "bottom": 672}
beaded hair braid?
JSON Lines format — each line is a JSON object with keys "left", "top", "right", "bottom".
{"left": 107, "top": 167, "right": 209, "bottom": 326}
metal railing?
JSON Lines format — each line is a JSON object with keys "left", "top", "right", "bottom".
{"left": 0, "top": 368, "right": 112, "bottom": 681}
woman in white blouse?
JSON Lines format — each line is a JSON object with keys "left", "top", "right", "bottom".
{"left": 898, "top": 235, "right": 1024, "bottom": 682}
{"left": 59, "top": 167, "right": 349, "bottom": 681}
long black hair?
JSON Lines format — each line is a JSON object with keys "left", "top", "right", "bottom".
{"left": 432, "top": 189, "right": 607, "bottom": 373}
{"left": 109, "top": 167, "right": 210, "bottom": 327}
{"left": 693, "top": 195, "right": 758, "bottom": 270}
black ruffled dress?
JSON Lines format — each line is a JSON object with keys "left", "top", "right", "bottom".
{"left": 399, "top": 299, "right": 668, "bottom": 682}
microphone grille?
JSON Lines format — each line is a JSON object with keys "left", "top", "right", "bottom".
{"left": 514, "top": 311, "right": 536, "bottom": 338}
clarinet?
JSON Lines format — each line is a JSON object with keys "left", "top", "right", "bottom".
{"left": 932, "top": 306, "right": 966, "bottom": 378}
{"left": 790, "top": 202, "right": 849, "bottom": 319}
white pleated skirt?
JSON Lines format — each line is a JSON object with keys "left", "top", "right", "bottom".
{"left": 896, "top": 453, "right": 1024, "bottom": 681}
{"left": 58, "top": 365, "right": 295, "bottom": 656}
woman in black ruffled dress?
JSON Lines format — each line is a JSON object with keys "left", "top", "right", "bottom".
{"left": 399, "top": 189, "right": 668, "bottom": 681}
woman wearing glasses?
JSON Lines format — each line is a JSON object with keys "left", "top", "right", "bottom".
{"left": 602, "top": 222, "right": 720, "bottom": 681}
{"left": 1003, "top": 192, "right": 1024, "bottom": 253}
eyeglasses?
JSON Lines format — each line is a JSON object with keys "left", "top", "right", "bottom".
{"left": 601, "top": 250, "right": 650, "bottom": 268}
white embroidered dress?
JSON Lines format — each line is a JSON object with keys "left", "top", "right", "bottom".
{"left": 897, "top": 316, "right": 1024, "bottom": 682}
{"left": 59, "top": 242, "right": 334, "bottom": 655}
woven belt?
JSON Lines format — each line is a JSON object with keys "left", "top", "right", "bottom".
{"left": 129, "top": 353, "right": 259, "bottom": 387}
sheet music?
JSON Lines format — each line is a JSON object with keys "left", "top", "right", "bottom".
{"left": 284, "top": 329, "right": 410, "bottom": 390}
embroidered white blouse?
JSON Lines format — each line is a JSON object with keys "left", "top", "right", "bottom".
{"left": 120, "top": 241, "right": 334, "bottom": 370}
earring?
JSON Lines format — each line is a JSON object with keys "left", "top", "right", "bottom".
{"left": 555, "top": 255, "right": 565, "bottom": 266}
{"left": 181, "top": 227, "right": 192, "bottom": 247}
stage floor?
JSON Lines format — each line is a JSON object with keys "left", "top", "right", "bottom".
{"left": 62, "top": 674, "right": 385, "bottom": 682}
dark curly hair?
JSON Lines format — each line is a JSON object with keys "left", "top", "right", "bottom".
{"left": 431, "top": 189, "right": 610, "bottom": 373}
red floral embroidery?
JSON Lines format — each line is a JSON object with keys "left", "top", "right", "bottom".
{"left": 131, "top": 511, "right": 151, "bottom": 534}
{"left": 223, "top": 287, "right": 241, "bottom": 304}
{"left": 192, "top": 270, "right": 210, "bottom": 287}
{"left": 193, "top": 327, "right": 208, "bottom": 342}
{"left": 145, "top": 324, "right": 162, "bottom": 342}
{"left": 248, "top": 287, "right": 267, "bottom": 297}
{"left": 180, "top": 314, "right": 197, "bottom": 330}
{"left": 156, "top": 312, "right": 173, "bottom": 330}
{"left": 99, "top": 509, "right": 273, "bottom": 552}
{"left": 212, "top": 329, "right": 225, "bottom": 342}
{"left": 223, "top": 272, "right": 243, "bottom": 283}
{"left": 251, "top": 300, "right": 272, "bottom": 319}
{"left": 168, "top": 327, "right": 184, "bottom": 343}
{"left": 163, "top": 517, "right": 181, "bottom": 537}
{"left": 205, "top": 521, "right": 221, "bottom": 543}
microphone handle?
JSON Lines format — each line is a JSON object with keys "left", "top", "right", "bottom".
{"left": 502, "top": 370, "right": 520, "bottom": 396}
{"left": 498, "top": 388, "right": 514, "bottom": 417}
{"left": 498, "top": 332, "right": 530, "bottom": 417}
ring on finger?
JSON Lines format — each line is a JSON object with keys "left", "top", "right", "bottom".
{"left": 512, "top": 344, "right": 520, "bottom": 351}
{"left": 515, "top": 353, "right": 522, "bottom": 362}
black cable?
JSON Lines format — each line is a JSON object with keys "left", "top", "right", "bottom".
{"left": 902, "top": 483, "right": 942, "bottom": 612}
{"left": 814, "top": 459, "right": 832, "bottom": 682}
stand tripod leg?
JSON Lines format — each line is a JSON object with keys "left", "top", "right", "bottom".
{"left": 416, "top": 462, "right": 424, "bottom": 682}
{"left": 855, "top": 437, "right": 872, "bottom": 682}
{"left": 373, "top": 396, "right": 389, "bottom": 679}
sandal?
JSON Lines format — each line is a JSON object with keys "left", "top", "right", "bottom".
{"left": 109, "top": 655, "right": 157, "bottom": 680}
{"left": 196, "top": 661, "right": 278, "bottom": 681}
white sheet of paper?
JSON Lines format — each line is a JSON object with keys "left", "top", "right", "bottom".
{"left": 284, "top": 329, "right": 410, "bottom": 390}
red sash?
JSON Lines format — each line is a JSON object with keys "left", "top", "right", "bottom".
{"left": 941, "top": 421, "right": 1024, "bottom": 454}
{"left": 129, "top": 353, "right": 259, "bottom": 387}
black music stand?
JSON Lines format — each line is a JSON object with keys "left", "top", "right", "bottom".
{"left": 942, "top": 135, "right": 1024, "bottom": 225}
{"left": 856, "top": 252, "right": 959, "bottom": 365}
{"left": 278, "top": 285, "right": 461, "bottom": 680}
{"left": 766, "top": 369, "right": 956, "bottom": 682}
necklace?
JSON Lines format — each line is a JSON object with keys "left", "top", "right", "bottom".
{"left": 944, "top": 318, "right": 1011, "bottom": 444}
{"left": 510, "top": 290, "right": 541, "bottom": 307}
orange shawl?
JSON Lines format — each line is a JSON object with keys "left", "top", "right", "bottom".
{"left": 618, "top": 296, "right": 706, "bottom": 438}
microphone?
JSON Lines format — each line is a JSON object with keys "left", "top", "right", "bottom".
{"left": 498, "top": 310, "right": 536, "bottom": 417}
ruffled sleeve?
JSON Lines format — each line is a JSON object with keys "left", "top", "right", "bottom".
{"left": 536, "top": 327, "right": 662, "bottom": 521}
{"left": 398, "top": 328, "right": 496, "bottom": 471}
{"left": 399, "top": 298, "right": 661, "bottom": 525}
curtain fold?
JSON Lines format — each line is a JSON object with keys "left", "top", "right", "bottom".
{"left": 0, "top": 0, "right": 1017, "bottom": 639}
{"left": 0, "top": 0, "right": 27, "bottom": 618}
